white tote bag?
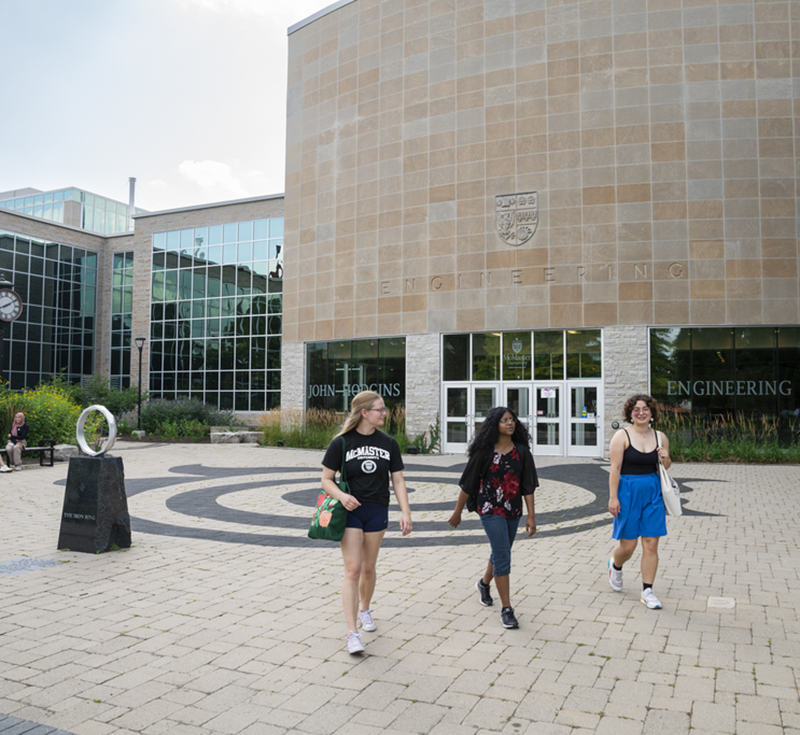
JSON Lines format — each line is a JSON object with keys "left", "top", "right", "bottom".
{"left": 656, "top": 431, "right": 682, "bottom": 517}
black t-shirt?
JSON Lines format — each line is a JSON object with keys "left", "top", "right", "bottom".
{"left": 322, "top": 429, "right": 404, "bottom": 507}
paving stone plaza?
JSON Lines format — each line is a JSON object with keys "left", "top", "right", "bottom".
{"left": 1, "top": 442, "right": 799, "bottom": 734}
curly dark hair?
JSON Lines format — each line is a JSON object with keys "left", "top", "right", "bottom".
{"left": 622, "top": 393, "right": 660, "bottom": 423}
{"left": 467, "top": 406, "right": 531, "bottom": 457}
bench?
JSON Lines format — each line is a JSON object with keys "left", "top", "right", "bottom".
{"left": 1, "top": 440, "right": 56, "bottom": 468}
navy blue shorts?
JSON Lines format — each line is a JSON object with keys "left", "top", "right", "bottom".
{"left": 613, "top": 473, "right": 667, "bottom": 540}
{"left": 345, "top": 501, "right": 389, "bottom": 533}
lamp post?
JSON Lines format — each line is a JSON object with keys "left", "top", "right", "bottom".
{"left": 135, "top": 337, "right": 146, "bottom": 430}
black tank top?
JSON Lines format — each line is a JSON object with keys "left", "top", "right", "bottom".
{"left": 621, "top": 429, "right": 658, "bottom": 475}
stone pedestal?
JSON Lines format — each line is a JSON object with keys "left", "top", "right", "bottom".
{"left": 57, "top": 456, "right": 131, "bottom": 553}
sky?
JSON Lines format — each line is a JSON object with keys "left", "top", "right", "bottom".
{"left": 0, "top": 0, "right": 328, "bottom": 212}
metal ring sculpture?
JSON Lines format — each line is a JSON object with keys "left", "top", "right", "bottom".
{"left": 76, "top": 405, "right": 117, "bottom": 457}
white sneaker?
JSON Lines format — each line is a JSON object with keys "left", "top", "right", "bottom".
{"left": 0, "top": 466, "right": 12, "bottom": 473}
{"left": 608, "top": 558, "right": 623, "bottom": 592}
{"left": 347, "top": 631, "right": 365, "bottom": 654}
{"left": 641, "top": 588, "right": 662, "bottom": 609}
{"left": 359, "top": 609, "right": 376, "bottom": 632}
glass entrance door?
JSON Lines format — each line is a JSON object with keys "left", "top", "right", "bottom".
{"left": 444, "top": 384, "right": 499, "bottom": 454}
{"left": 505, "top": 385, "right": 532, "bottom": 436}
{"left": 567, "top": 383, "right": 602, "bottom": 457}
{"left": 443, "top": 381, "right": 603, "bottom": 457}
{"left": 534, "top": 384, "right": 562, "bottom": 456}
{"left": 444, "top": 385, "right": 469, "bottom": 453}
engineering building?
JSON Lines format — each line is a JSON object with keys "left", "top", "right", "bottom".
{"left": 1, "top": 0, "right": 797, "bottom": 457}
{"left": 280, "top": 0, "right": 800, "bottom": 455}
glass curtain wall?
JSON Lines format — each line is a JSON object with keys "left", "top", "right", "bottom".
{"left": 650, "top": 326, "right": 800, "bottom": 426}
{"left": 443, "top": 330, "right": 601, "bottom": 382}
{"left": 0, "top": 230, "right": 97, "bottom": 388}
{"left": 0, "top": 189, "right": 144, "bottom": 234}
{"left": 150, "top": 218, "right": 283, "bottom": 411}
{"left": 110, "top": 252, "right": 134, "bottom": 388}
{"left": 306, "top": 338, "right": 407, "bottom": 412}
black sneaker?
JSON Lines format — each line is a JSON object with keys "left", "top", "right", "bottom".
{"left": 501, "top": 607, "right": 519, "bottom": 628}
{"left": 475, "top": 579, "right": 493, "bottom": 607}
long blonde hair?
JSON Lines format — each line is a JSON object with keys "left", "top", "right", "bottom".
{"left": 335, "top": 391, "right": 381, "bottom": 438}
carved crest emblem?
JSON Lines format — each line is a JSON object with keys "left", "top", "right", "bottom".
{"left": 496, "top": 191, "right": 538, "bottom": 246}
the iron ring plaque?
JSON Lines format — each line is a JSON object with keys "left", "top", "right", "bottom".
{"left": 77, "top": 405, "right": 117, "bottom": 457}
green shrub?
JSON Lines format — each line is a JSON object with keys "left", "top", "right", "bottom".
{"left": 0, "top": 382, "right": 87, "bottom": 446}
{"left": 36, "top": 371, "right": 84, "bottom": 406}
{"left": 260, "top": 407, "right": 340, "bottom": 449}
{"left": 153, "top": 420, "right": 209, "bottom": 442}
{"left": 259, "top": 407, "right": 440, "bottom": 453}
{"left": 77, "top": 374, "right": 145, "bottom": 416}
{"left": 140, "top": 398, "right": 233, "bottom": 435}
{"left": 660, "top": 412, "right": 800, "bottom": 463}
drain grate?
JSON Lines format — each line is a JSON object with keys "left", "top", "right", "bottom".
{"left": 0, "top": 558, "right": 63, "bottom": 576}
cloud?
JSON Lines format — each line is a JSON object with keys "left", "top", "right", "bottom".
{"left": 178, "top": 160, "right": 249, "bottom": 198}
{"left": 171, "top": 0, "right": 324, "bottom": 24}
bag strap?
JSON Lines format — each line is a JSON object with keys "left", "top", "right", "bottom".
{"left": 654, "top": 429, "right": 664, "bottom": 465}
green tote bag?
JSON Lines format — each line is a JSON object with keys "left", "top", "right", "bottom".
{"left": 308, "top": 437, "right": 349, "bottom": 541}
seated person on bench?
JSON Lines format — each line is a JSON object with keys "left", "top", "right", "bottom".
{"left": 1, "top": 412, "right": 29, "bottom": 472}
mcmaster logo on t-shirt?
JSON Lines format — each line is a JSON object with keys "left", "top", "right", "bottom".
{"left": 361, "top": 460, "right": 377, "bottom": 474}
{"left": 346, "top": 446, "right": 391, "bottom": 463}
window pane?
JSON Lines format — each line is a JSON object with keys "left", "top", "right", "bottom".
{"left": 735, "top": 328, "right": 777, "bottom": 416}
{"left": 533, "top": 331, "right": 563, "bottom": 380}
{"left": 691, "top": 328, "right": 734, "bottom": 418}
{"left": 502, "top": 331, "right": 531, "bottom": 381}
{"left": 443, "top": 334, "right": 469, "bottom": 381}
{"left": 566, "top": 330, "right": 601, "bottom": 379}
{"left": 778, "top": 328, "right": 800, "bottom": 416}
{"left": 472, "top": 333, "right": 500, "bottom": 380}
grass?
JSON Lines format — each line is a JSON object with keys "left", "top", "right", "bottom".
{"left": 660, "top": 412, "right": 800, "bottom": 464}
{"left": 258, "top": 406, "right": 440, "bottom": 453}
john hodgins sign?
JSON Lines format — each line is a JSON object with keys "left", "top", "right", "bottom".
{"left": 308, "top": 382, "right": 403, "bottom": 398}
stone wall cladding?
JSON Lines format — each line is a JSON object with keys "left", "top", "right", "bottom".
{"left": 603, "top": 325, "right": 649, "bottom": 454}
{"left": 404, "top": 333, "right": 441, "bottom": 442}
{"left": 284, "top": 0, "right": 800, "bottom": 344}
{"left": 280, "top": 341, "right": 306, "bottom": 413}
{"left": 0, "top": 210, "right": 107, "bottom": 250}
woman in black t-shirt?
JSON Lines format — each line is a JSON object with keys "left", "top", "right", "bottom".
{"left": 449, "top": 406, "right": 538, "bottom": 629}
{"left": 321, "top": 391, "right": 412, "bottom": 654}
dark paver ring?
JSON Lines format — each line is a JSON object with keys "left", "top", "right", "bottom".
{"left": 109, "top": 460, "right": 718, "bottom": 548}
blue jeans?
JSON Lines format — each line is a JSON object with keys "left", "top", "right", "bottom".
{"left": 480, "top": 514, "right": 521, "bottom": 577}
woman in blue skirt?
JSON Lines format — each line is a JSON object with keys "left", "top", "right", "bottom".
{"left": 607, "top": 394, "right": 671, "bottom": 609}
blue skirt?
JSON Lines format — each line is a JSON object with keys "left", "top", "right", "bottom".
{"left": 612, "top": 473, "right": 667, "bottom": 540}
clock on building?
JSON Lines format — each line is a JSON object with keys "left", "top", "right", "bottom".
{"left": 0, "top": 288, "right": 23, "bottom": 322}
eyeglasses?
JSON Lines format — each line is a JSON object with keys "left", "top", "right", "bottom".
{"left": 368, "top": 408, "right": 387, "bottom": 415}
{"left": 632, "top": 408, "right": 651, "bottom": 414}
{"left": 499, "top": 417, "right": 516, "bottom": 424}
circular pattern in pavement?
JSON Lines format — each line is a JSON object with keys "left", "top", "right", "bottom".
{"left": 116, "top": 458, "right": 716, "bottom": 547}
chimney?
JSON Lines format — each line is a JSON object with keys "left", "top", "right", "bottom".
{"left": 128, "top": 177, "right": 137, "bottom": 232}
